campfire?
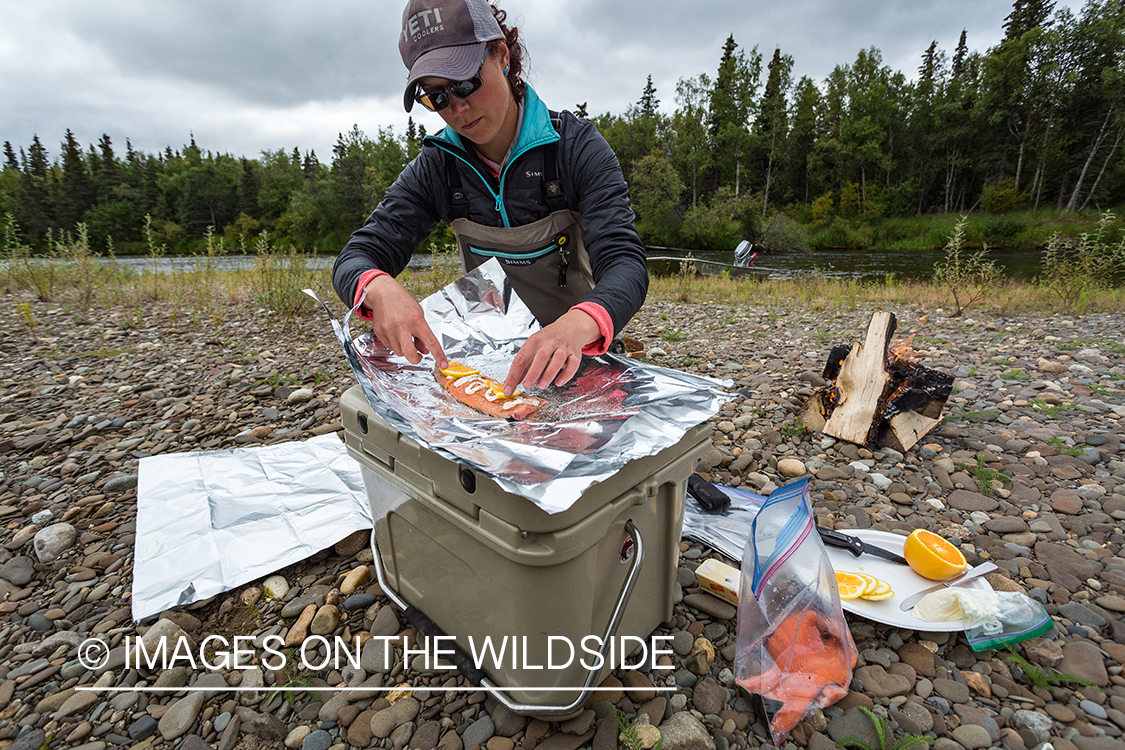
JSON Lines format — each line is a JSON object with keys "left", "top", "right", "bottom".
{"left": 798, "top": 312, "right": 954, "bottom": 452}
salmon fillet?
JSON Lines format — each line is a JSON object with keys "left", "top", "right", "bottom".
{"left": 435, "top": 367, "right": 546, "bottom": 420}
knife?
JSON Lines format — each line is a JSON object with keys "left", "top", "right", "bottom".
{"left": 687, "top": 473, "right": 732, "bottom": 511}
{"left": 898, "top": 562, "right": 998, "bottom": 611}
{"left": 817, "top": 527, "right": 908, "bottom": 565}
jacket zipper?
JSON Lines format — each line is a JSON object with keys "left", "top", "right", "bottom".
{"left": 432, "top": 134, "right": 560, "bottom": 228}
{"left": 467, "top": 240, "right": 560, "bottom": 261}
{"left": 467, "top": 231, "right": 570, "bottom": 289}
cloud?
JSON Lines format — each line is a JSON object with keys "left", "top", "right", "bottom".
{"left": 0, "top": 0, "right": 1088, "bottom": 161}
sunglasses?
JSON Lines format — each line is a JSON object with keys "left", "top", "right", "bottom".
{"left": 414, "top": 52, "right": 489, "bottom": 112}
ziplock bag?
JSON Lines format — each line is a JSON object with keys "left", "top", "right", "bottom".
{"left": 733, "top": 477, "right": 856, "bottom": 745}
{"left": 682, "top": 483, "right": 767, "bottom": 561}
{"left": 953, "top": 589, "right": 1054, "bottom": 651}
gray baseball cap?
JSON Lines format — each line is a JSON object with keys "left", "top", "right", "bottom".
{"left": 399, "top": 0, "right": 504, "bottom": 111}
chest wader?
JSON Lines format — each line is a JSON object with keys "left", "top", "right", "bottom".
{"left": 444, "top": 142, "right": 598, "bottom": 331}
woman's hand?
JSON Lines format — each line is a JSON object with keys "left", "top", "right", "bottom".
{"left": 362, "top": 275, "right": 448, "bottom": 369}
{"left": 504, "top": 309, "right": 601, "bottom": 395}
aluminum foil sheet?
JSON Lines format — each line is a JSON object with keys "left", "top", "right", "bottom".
{"left": 682, "top": 484, "right": 766, "bottom": 562}
{"left": 132, "top": 434, "right": 371, "bottom": 621}
{"left": 312, "top": 259, "right": 731, "bottom": 514}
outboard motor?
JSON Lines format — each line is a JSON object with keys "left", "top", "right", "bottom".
{"left": 735, "top": 240, "right": 755, "bottom": 267}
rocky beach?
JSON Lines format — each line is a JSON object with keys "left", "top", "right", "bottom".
{"left": 1, "top": 291, "right": 1124, "bottom": 750}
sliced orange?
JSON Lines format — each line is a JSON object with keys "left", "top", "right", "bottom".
{"left": 866, "top": 578, "right": 893, "bottom": 597}
{"left": 835, "top": 571, "right": 868, "bottom": 600}
{"left": 903, "top": 529, "right": 968, "bottom": 581}
{"left": 855, "top": 573, "right": 880, "bottom": 595}
{"left": 441, "top": 361, "right": 480, "bottom": 378}
{"left": 861, "top": 588, "right": 895, "bottom": 601}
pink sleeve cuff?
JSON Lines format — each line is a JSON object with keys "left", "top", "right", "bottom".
{"left": 573, "top": 302, "right": 614, "bottom": 356}
{"left": 352, "top": 269, "right": 390, "bottom": 321}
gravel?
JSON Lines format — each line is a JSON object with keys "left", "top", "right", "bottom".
{"left": 2, "top": 295, "right": 1124, "bottom": 749}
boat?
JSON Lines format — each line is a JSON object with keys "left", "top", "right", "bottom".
{"left": 646, "top": 241, "right": 769, "bottom": 279}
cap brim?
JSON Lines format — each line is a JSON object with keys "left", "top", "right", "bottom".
{"left": 403, "top": 41, "right": 487, "bottom": 111}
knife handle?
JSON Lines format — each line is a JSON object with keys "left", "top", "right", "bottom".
{"left": 946, "top": 561, "right": 998, "bottom": 587}
{"left": 687, "top": 474, "right": 731, "bottom": 511}
{"left": 817, "top": 526, "right": 864, "bottom": 557}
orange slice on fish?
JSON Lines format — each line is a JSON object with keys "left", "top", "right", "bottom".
{"left": 488, "top": 383, "right": 522, "bottom": 399}
{"left": 440, "top": 361, "right": 479, "bottom": 378}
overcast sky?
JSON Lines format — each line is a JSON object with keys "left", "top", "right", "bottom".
{"left": 0, "top": 0, "right": 1086, "bottom": 164}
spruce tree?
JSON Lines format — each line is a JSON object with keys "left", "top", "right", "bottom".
{"left": 639, "top": 75, "right": 659, "bottom": 116}
{"left": 3, "top": 142, "right": 18, "bottom": 171}
{"left": 952, "top": 30, "right": 968, "bottom": 78}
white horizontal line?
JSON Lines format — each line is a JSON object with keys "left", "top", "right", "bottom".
{"left": 77, "top": 686, "right": 681, "bottom": 693}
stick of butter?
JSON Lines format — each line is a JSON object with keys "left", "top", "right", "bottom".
{"left": 695, "top": 558, "right": 740, "bottom": 606}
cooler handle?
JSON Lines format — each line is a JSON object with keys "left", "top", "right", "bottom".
{"left": 367, "top": 520, "right": 646, "bottom": 716}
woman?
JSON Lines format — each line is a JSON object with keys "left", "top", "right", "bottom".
{"left": 332, "top": 0, "right": 648, "bottom": 395}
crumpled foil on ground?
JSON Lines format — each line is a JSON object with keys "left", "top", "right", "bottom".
{"left": 132, "top": 434, "right": 370, "bottom": 621}
{"left": 316, "top": 259, "right": 731, "bottom": 514}
{"left": 682, "top": 483, "right": 766, "bottom": 561}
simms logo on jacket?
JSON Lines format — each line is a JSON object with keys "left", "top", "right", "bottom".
{"left": 403, "top": 8, "right": 444, "bottom": 42}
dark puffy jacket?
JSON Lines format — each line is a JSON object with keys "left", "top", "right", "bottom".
{"left": 331, "top": 85, "right": 648, "bottom": 337}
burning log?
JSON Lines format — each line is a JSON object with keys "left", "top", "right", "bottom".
{"left": 798, "top": 312, "right": 954, "bottom": 452}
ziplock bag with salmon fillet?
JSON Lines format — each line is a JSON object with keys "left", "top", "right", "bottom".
{"left": 733, "top": 477, "right": 857, "bottom": 745}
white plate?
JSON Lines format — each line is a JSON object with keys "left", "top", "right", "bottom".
{"left": 824, "top": 529, "right": 993, "bottom": 632}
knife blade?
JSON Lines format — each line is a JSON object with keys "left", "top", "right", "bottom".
{"left": 898, "top": 562, "right": 998, "bottom": 611}
{"left": 817, "top": 527, "right": 908, "bottom": 565}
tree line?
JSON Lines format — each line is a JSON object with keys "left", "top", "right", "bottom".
{"left": 1, "top": 0, "right": 1122, "bottom": 254}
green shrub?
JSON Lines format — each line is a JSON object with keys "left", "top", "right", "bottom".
{"left": 810, "top": 192, "right": 834, "bottom": 223}
{"left": 880, "top": 179, "right": 919, "bottom": 219}
{"left": 808, "top": 218, "right": 867, "bottom": 250}
{"left": 933, "top": 217, "right": 999, "bottom": 316}
{"left": 678, "top": 187, "right": 757, "bottom": 249}
{"left": 759, "top": 213, "right": 808, "bottom": 253}
{"left": 249, "top": 232, "right": 324, "bottom": 326}
{"left": 981, "top": 178, "right": 1023, "bottom": 214}
{"left": 983, "top": 217, "right": 1026, "bottom": 245}
{"left": 1039, "top": 210, "right": 1125, "bottom": 312}
{"left": 4, "top": 214, "right": 59, "bottom": 301}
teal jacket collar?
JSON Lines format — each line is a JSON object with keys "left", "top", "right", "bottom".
{"left": 425, "top": 84, "right": 559, "bottom": 157}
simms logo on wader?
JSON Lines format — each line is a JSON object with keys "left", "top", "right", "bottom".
{"left": 403, "top": 8, "right": 444, "bottom": 42}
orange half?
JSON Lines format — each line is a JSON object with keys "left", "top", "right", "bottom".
{"left": 903, "top": 529, "right": 968, "bottom": 581}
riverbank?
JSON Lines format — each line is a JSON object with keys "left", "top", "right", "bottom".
{"left": 798, "top": 209, "right": 1120, "bottom": 253}
{"left": 1, "top": 290, "right": 1124, "bottom": 750}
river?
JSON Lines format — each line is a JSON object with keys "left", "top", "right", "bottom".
{"left": 643, "top": 246, "right": 1045, "bottom": 281}
{"left": 103, "top": 246, "right": 1044, "bottom": 282}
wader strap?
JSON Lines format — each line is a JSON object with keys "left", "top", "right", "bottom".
{"left": 542, "top": 140, "right": 567, "bottom": 213}
{"left": 444, "top": 151, "right": 470, "bottom": 220}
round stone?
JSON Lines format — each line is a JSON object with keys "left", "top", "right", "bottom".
{"left": 777, "top": 458, "right": 806, "bottom": 477}
{"left": 0, "top": 557, "right": 36, "bottom": 586}
{"left": 1080, "top": 700, "right": 1108, "bottom": 720}
{"left": 263, "top": 575, "right": 289, "bottom": 599}
{"left": 951, "top": 723, "right": 992, "bottom": 749}
{"left": 104, "top": 475, "right": 140, "bottom": 494}
{"left": 33, "top": 523, "right": 77, "bottom": 563}
{"left": 301, "top": 729, "right": 332, "bottom": 750}
{"left": 343, "top": 593, "right": 378, "bottom": 612}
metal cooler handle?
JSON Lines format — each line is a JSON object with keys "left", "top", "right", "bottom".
{"left": 367, "top": 520, "right": 647, "bottom": 716}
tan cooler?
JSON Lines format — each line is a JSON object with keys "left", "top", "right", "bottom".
{"left": 340, "top": 385, "right": 712, "bottom": 715}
